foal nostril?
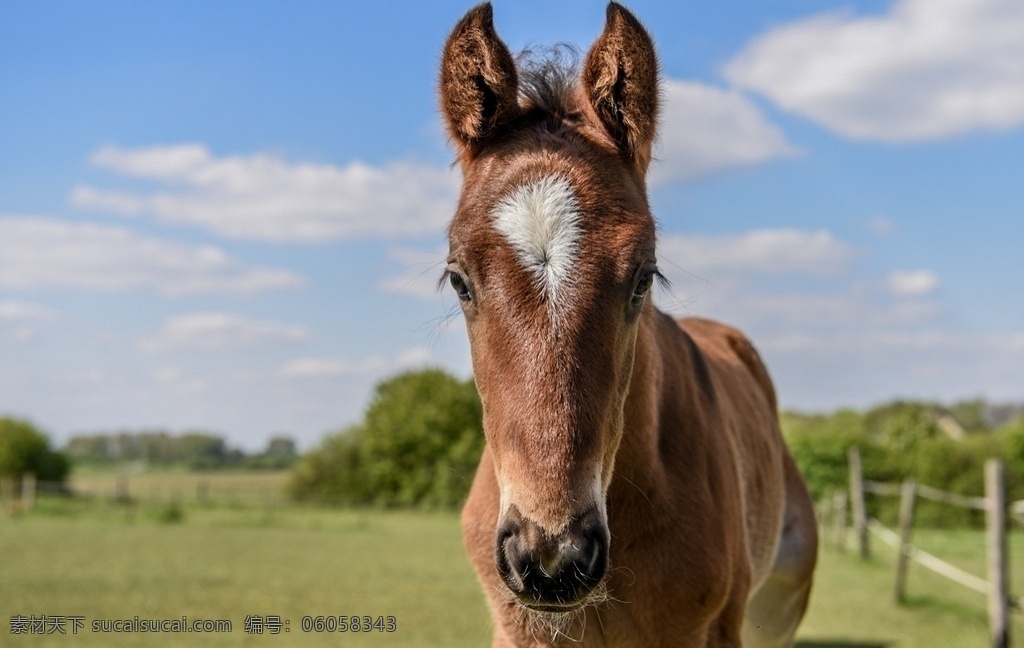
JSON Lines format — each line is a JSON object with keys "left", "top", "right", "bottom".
{"left": 495, "top": 505, "right": 609, "bottom": 608}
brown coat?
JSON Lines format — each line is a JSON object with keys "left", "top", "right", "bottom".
{"left": 441, "top": 4, "right": 817, "bottom": 646}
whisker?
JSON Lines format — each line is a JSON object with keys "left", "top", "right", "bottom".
{"left": 615, "top": 474, "right": 654, "bottom": 510}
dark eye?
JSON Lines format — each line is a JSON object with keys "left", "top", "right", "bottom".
{"left": 632, "top": 270, "right": 655, "bottom": 305}
{"left": 449, "top": 272, "right": 472, "bottom": 302}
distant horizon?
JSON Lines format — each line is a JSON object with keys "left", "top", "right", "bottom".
{"left": 3, "top": 0, "right": 1022, "bottom": 450}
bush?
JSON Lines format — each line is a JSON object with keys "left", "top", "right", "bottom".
{"left": 152, "top": 500, "right": 185, "bottom": 524}
{"left": 783, "top": 409, "right": 874, "bottom": 501}
{"left": 288, "top": 426, "right": 369, "bottom": 505}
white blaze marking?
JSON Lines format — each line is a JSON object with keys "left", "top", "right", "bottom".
{"left": 492, "top": 175, "right": 582, "bottom": 309}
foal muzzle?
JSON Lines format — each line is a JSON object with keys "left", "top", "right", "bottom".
{"left": 494, "top": 504, "right": 609, "bottom": 611}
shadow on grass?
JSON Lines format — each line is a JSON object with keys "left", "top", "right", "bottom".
{"left": 796, "top": 641, "right": 891, "bottom": 648}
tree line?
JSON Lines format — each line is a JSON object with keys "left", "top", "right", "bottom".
{"left": 64, "top": 431, "right": 297, "bottom": 470}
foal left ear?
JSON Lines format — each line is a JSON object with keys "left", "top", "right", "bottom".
{"left": 582, "top": 3, "right": 659, "bottom": 175}
{"left": 439, "top": 3, "right": 519, "bottom": 157}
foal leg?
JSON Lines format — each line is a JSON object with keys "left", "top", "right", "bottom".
{"left": 741, "top": 453, "right": 818, "bottom": 648}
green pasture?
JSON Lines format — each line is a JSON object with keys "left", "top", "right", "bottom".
{"left": 3, "top": 470, "right": 1024, "bottom": 646}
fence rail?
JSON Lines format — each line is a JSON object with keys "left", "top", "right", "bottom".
{"left": 868, "top": 517, "right": 990, "bottom": 595}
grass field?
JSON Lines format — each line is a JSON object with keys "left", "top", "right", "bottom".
{"left": 797, "top": 530, "right": 1024, "bottom": 648}
{"left": 3, "top": 470, "right": 1023, "bottom": 646}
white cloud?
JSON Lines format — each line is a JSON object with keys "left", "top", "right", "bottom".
{"left": 395, "top": 346, "right": 433, "bottom": 367}
{"left": 723, "top": 0, "right": 1024, "bottom": 142}
{"left": 641, "top": 228, "right": 1021, "bottom": 410}
{"left": 0, "top": 216, "right": 304, "bottom": 295}
{"left": 650, "top": 260, "right": 1020, "bottom": 410}
{"left": 887, "top": 269, "right": 940, "bottom": 296}
{"left": 652, "top": 229, "right": 864, "bottom": 354}
{"left": 650, "top": 80, "right": 799, "bottom": 184}
{"left": 0, "top": 300, "right": 59, "bottom": 340}
{"left": 280, "top": 356, "right": 388, "bottom": 378}
{"left": 139, "top": 313, "right": 310, "bottom": 352}
{"left": 762, "top": 327, "right": 1024, "bottom": 409}
{"left": 657, "top": 228, "right": 853, "bottom": 279}
{"left": 865, "top": 216, "right": 897, "bottom": 238}
{"left": 72, "top": 144, "right": 460, "bottom": 242}
{"left": 153, "top": 366, "right": 186, "bottom": 384}
{"left": 280, "top": 346, "right": 434, "bottom": 379}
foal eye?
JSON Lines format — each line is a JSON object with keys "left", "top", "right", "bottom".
{"left": 449, "top": 272, "right": 472, "bottom": 301}
{"left": 632, "top": 270, "right": 656, "bottom": 305}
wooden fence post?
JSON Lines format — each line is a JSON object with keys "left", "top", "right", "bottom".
{"left": 21, "top": 473, "right": 36, "bottom": 513}
{"left": 848, "top": 446, "right": 870, "bottom": 559}
{"left": 0, "top": 477, "right": 13, "bottom": 513}
{"left": 115, "top": 473, "right": 130, "bottom": 503}
{"left": 986, "top": 459, "right": 1009, "bottom": 648}
{"left": 833, "top": 490, "right": 848, "bottom": 552}
{"left": 894, "top": 478, "right": 917, "bottom": 604}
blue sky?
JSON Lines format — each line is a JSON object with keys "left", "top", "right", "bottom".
{"left": 2, "top": 0, "right": 1022, "bottom": 450}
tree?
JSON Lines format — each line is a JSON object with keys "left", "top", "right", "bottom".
{"left": 999, "top": 416, "right": 1024, "bottom": 487}
{"left": 176, "top": 433, "right": 227, "bottom": 469}
{"left": 879, "top": 404, "right": 940, "bottom": 452}
{"left": 64, "top": 430, "right": 246, "bottom": 468}
{"left": 266, "top": 437, "right": 296, "bottom": 459}
{"left": 246, "top": 436, "right": 298, "bottom": 470}
{"left": 0, "top": 417, "right": 70, "bottom": 483}
{"left": 360, "top": 369, "right": 484, "bottom": 507}
{"left": 64, "top": 434, "right": 114, "bottom": 464}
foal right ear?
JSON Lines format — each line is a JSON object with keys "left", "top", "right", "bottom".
{"left": 582, "top": 3, "right": 659, "bottom": 175}
{"left": 439, "top": 3, "right": 519, "bottom": 156}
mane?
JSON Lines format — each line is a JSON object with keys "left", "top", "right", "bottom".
{"left": 516, "top": 44, "right": 582, "bottom": 119}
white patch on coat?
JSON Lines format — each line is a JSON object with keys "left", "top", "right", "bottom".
{"left": 492, "top": 175, "right": 582, "bottom": 311}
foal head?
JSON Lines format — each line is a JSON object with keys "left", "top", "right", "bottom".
{"left": 441, "top": 3, "right": 659, "bottom": 612}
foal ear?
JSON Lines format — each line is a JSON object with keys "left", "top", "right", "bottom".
{"left": 440, "top": 3, "right": 519, "bottom": 154}
{"left": 582, "top": 3, "right": 659, "bottom": 174}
